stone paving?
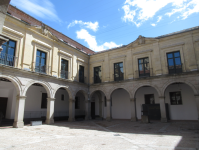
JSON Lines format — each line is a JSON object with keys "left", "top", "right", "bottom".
{"left": 0, "top": 120, "right": 198, "bottom": 150}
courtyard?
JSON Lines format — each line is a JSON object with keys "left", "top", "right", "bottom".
{"left": 0, "top": 120, "right": 198, "bottom": 150}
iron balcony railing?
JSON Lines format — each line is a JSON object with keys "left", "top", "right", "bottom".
{"left": 33, "top": 62, "right": 50, "bottom": 74}
{"left": 135, "top": 68, "right": 152, "bottom": 78}
{"left": 0, "top": 52, "right": 18, "bottom": 67}
{"left": 93, "top": 76, "right": 102, "bottom": 84}
{"left": 168, "top": 64, "right": 183, "bottom": 74}
{"left": 60, "top": 70, "right": 70, "bottom": 79}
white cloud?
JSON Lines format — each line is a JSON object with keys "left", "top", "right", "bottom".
{"left": 151, "top": 23, "right": 156, "bottom": 27}
{"left": 76, "top": 29, "right": 121, "bottom": 52}
{"left": 68, "top": 20, "right": 99, "bottom": 32}
{"left": 122, "top": 0, "right": 199, "bottom": 27}
{"left": 157, "top": 16, "right": 162, "bottom": 22}
{"left": 11, "top": 0, "right": 61, "bottom": 22}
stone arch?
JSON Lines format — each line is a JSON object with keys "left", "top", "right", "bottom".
{"left": 52, "top": 85, "right": 73, "bottom": 99}
{"left": 0, "top": 75, "right": 22, "bottom": 95}
{"left": 23, "top": 80, "right": 52, "bottom": 98}
{"left": 162, "top": 80, "right": 199, "bottom": 95}
{"left": 132, "top": 83, "right": 161, "bottom": 98}
{"left": 109, "top": 86, "right": 133, "bottom": 99}
{"left": 90, "top": 89, "right": 107, "bottom": 100}
{"left": 74, "top": 89, "right": 88, "bottom": 100}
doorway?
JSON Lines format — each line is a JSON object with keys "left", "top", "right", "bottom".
{"left": 0, "top": 97, "right": 8, "bottom": 119}
{"left": 91, "top": 102, "right": 95, "bottom": 119}
{"left": 145, "top": 94, "right": 155, "bottom": 104}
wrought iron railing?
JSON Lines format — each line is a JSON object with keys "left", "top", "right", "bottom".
{"left": 135, "top": 68, "right": 152, "bottom": 78}
{"left": 93, "top": 76, "right": 102, "bottom": 84}
{"left": 33, "top": 62, "right": 50, "bottom": 74}
{"left": 0, "top": 52, "right": 18, "bottom": 67}
{"left": 60, "top": 70, "right": 70, "bottom": 79}
{"left": 168, "top": 64, "right": 183, "bottom": 74}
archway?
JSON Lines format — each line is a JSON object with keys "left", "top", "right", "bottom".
{"left": 0, "top": 77, "right": 20, "bottom": 126}
{"left": 164, "top": 82, "right": 198, "bottom": 120}
{"left": 74, "top": 90, "right": 87, "bottom": 121}
{"left": 24, "top": 83, "right": 51, "bottom": 124}
{"left": 90, "top": 90, "right": 105, "bottom": 120}
{"left": 53, "top": 87, "right": 70, "bottom": 121}
{"left": 134, "top": 85, "right": 160, "bottom": 120}
{"left": 110, "top": 88, "right": 131, "bottom": 119}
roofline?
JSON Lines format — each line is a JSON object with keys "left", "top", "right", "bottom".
{"left": 8, "top": 4, "right": 95, "bottom": 54}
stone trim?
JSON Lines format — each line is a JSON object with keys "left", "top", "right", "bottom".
{"left": 110, "top": 55, "right": 126, "bottom": 60}
{"left": 133, "top": 49, "right": 153, "bottom": 55}
{"left": 32, "top": 39, "right": 52, "bottom": 49}
{"left": 160, "top": 42, "right": 185, "bottom": 49}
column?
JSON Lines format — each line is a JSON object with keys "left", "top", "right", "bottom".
{"left": 45, "top": 98, "right": 55, "bottom": 124}
{"left": 106, "top": 99, "right": 111, "bottom": 121}
{"left": 68, "top": 99, "right": 75, "bottom": 122}
{"left": 13, "top": 96, "right": 26, "bottom": 128}
{"left": 159, "top": 96, "right": 167, "bottom": 122}
{"left": 130, "top": 98, "right": 136, "bottom": 121}
{"left": 85, "top": 100, "right": 91, "bottom": 120}
{"left": 195, "top": 95, "right": 199, "bottom": 122}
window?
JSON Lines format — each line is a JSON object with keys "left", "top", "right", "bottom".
{"left": 94, "top": 66, "right": 101, "bottom": 83}
{"left": 79, "top": 65, "right": 84, "bottom": 83}
{"left": 138, "top": 57, "right": 150, "bottom": 77}
{"left": 0, "top": 39, "right": 16, "bottom": 66}
{"left": 61, "top": 94, "right": 64, "bottom": 101}
{"left": 61, "top": 59, "right": 68, "bottom": 79}
{"left": 75, "top": 97, "right": 80, "bottom": 109}
{"left": 114, "top": 62, "right": 124, "bottom": 81}
{"left": 41, "top": 93, "right": 47, "bottom": 108}
{"left": 35, "top": 50, "right": 47, "bottom": 74}
{"left": 167, "top": 51, "right": 182, "bottom": 74}
{"left": 169, "top": 91, "right": 182, "bottom": 105}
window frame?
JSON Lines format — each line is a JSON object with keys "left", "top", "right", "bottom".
{"left": 114, "top": 62, "right": 124, "bottom": 81}
{"left": 35, "top": 49, "right": 47, "bottom": 74}
{"left": 79, "top": 65, "right": 84, "bottom": 83}
{"left": 138, "top": 57, "right": 150, "bottom": 77}
{"left": 94, "top": 66, "right": 102, "bottom": 84}
{"left": 167, "top": 51, "right": 182, "bottom": 74}
{"left": 60, "top": 58, "right": 69, "bottom": 79}
{"left": 169, "top": 91, "right": 182, "bottom": 105}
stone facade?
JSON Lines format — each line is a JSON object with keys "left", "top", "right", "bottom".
{"left": 0, "top": 5, "right": 199, "bottom": 128}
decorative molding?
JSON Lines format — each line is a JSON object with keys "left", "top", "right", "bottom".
{"left": 58, "top": 50, "right": 72, "bottom": 57}
{"left": 160, "top": 42, "right": 185, "bottom": 49}
{"left": 110, "top": 55, "right": 126, "bottom": 60}
{"left": 133, "top": 49, "right": 153, "bottom": 55}
{"left": 3, "top": 26, "right": 24, "bottom": 37}
{"left": 90, "top": 59, "right": 104, "bottom": 63}
{"left": 77, "top": 58, "right": 85, "bottom": 62}
{"left": 32, "top": 39, "right": 52, "bottom": 49}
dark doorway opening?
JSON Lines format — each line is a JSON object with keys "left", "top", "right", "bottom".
{"left": 0, "top": 97, "right": 8, "bottom": 119}
{"left": 91, "top": 102, "right": 95, "bottom": 119}
{"left": 145, "top": 94, "right": 155, "bottom": 104}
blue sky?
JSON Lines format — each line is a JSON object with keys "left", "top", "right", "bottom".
{"left": 10, "top": 0, "right": 199, "bottom": 52}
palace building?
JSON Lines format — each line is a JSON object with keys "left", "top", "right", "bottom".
{"left": 0, "top": 4, "right": 199, "bottom": 128}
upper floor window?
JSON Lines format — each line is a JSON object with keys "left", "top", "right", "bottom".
{"left": 0, "top": 39, "right": 16, "bottom": 66}
{"left": 138, "top": 57, "right": 150, "bottom": 77}
{"left": 35, "top": 50, "right": 46, "bottom": 74}
{"left": 94, "top": 66, "right": 101, "bottom": 83}
{"left": 79, "top": 65, "right": 84, "bottom": 83}
{"left": 167, "top": 51, "right": 182, "bottom": 74}
{"left": 114, "top": 62, "right": 124, "bottom": 81}
{"left": 61, "top": 59, "right": 68, "bottom": 79}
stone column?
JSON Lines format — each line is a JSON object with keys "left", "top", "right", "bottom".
{"left": 68, "top": 99, "right": 75, "bottom": 122}
{"left": 159, "top": 96, "right": 167, "bottom": 122}
{"left": 45, "top": 98, "right": 55, "bottom": 124}
{"left": 195, "top": 95, "right": 199, "bottom": 122}
{"left": 13, "top": 96, "right": 26, "bottom": 128}
{"left": 85, "top": 100, "right": 91, "bottom": 120}
{"left": 106, "top": 99, "right": 111, "bottom": 121}
{"left": 130, "top": 98, "right": 136, "bottom": 121}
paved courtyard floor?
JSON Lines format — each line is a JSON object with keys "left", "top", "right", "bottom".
{"left": 0, "top": 120, "right": 199, "bottom": 150}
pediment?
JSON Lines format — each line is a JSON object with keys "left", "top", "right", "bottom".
{"left": 126, "top": 35, "right": 159, "bottom": 48}
{"left": 29, "top": 25, "right": 59, "bottom": 41}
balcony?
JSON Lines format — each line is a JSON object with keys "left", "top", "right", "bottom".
{"left": 168, "top": 64, "right": 182, "bottom": 74}
{"left": 93, "top": 76, "right": 101, "bottom": 84}
{"left": 33, "top": 62, "right": 50, "bottom": 74}
{"left": 0, "top": 52, "right": 18, "bottom": 67}
{"left": 135, "top": 68, "right": 152, "bottom": 78}
{"left": 60, "top": 70, "right": 70, "bottom": 79}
